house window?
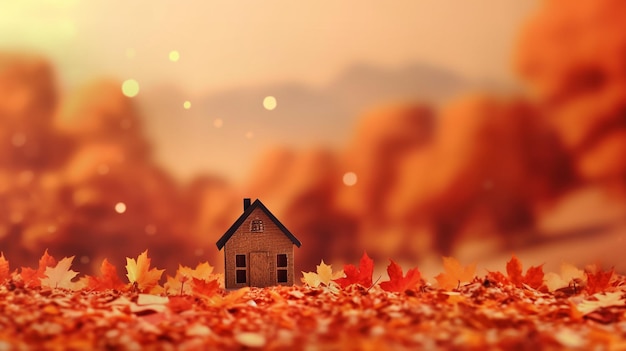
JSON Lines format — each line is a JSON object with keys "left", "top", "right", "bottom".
{"left": 250, "top": 218, "right": 264, "bottom": 232}
{"left": 277, "top": 254, "right": 287, "bottom": 267}
{"left": 277, "top": 269, "right": 288, "bottom": 283}
{"left": 236, "top": 254, "right": 246, "bottom": 267}
{"left": 235, "top": 254, "right": 247, "bottom": 284}
{"left": 277, "top": 254, "right": 288, "bottom": 283}
{"left": 236, "top": 270, "right": 247, "bottom": 284}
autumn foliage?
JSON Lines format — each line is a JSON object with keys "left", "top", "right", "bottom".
{"left": 2, "top": 250, "right": 621, "bottom": 297}
{"left": 86, "top": 258, "right": 126, "bottom": 291}
{"left": 379, "top": 259, "right": 422, "bottom": 293}
{"left": 0, "top": 249, "right": 624, "bottom": 350}
{"left": 505, "top": 254, "right": 545, "bottom": 290}
{"left": 333, "top": 251, "right": 375, "bottom": 289}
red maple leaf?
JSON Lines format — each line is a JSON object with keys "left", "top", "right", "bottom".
{"left": 20, "top": 249, "right": 57, "bottom": 287}
{"left": 86, "top": 259, "right": 126, "bottom": 291}
{"left": 485, "top": 270, "right": 508, "bottom": 285}
{"left": 506, "top": 254, "right": 545, "bottom": 289}
{"left": 585, "top": 267, "right": 614, "bottom": 294}
{"left": 0, "top": 252, "right": 9, "bottom": 282}
{"left": 334, "top": 251, "right": 374, "bottom": 288}
{"left": 379, "top": 259, "right": 422, "bottom": 292}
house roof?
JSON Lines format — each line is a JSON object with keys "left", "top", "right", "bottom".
{"left": 216, "top": 199, "right": 302, "bottom": 250}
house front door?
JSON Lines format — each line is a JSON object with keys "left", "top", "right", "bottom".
{"left": 249, "top": 251, "right": 271, "bottom": 287}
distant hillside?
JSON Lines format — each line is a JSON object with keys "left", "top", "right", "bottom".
{"left": 139, "top": 62, "right": 471, "bottom": 181}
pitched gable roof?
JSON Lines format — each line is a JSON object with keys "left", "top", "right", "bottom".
{"left": 216, "top": 199, "right": 302, "bottom": 250}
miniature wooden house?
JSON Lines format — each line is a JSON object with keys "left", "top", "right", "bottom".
{"left": 216, "top": 198, "right": 301, "bottom": 289}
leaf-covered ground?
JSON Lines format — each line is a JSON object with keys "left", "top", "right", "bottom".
{"left": 1, "top": 250, "right": 626, "bottom": 349}
{"left": 1, "top": 280, "right": 626, "bottom": 350}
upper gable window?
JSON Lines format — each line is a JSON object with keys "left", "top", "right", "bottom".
{"left": 250, "top": 218, "right": 264, "bottom": 232}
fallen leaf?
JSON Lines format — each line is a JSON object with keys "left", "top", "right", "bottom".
{"left": 20, "top": 249, "right": 57, "bottom": 287}
{"left": 125, "top": 250, "right": 164, "bottom": 293}
{"left": 575, "top": 292, "right": 625, "bottom": 315}
{"left": 302, "top": 260, "right": 337, "bottom": 288}
{"left": 191, "top": 278, "right": 220, "bottom": 298}
{"left": 585, "top": 267, "right": 614, "bottom": 294}
{"left": 235, "top": 332, "right": 266, "bottom": 348}
{"left": 333, "top": 252, "right": 374, "bottom": 289}
{"left": 207, "top": 287, "right": 250, "bottom": 307}
{"left": 130, "top": 294, "right": 169, "bottom": 314}
{"left": 435, "top": 257, "right": 476, "bottom": 290}
{"left": 545, "top": 263, "right": 586, "bottom": 292}
{"left": 86, "top": 259, "right": 126, "bottom": 291}
{"left": 165, "top": 262, "right": 222, "bottom": 295}
{"left": 41, "top": 256, "right": 79, "bottom": 290}
{"left": 168, "top": 296, "right": 194, "bottom": 313}
{"left": 0, "top": 252, "right": 9, "bottom": 282}
{"left": 302, "top": 271, "right": 321, "bottom": 288}
{"left": 137, "top": 293, "right": 169, "bottom": 306}
{"left": 379, "top": 259, "right": 422, "bottom": 293}
{"left": 485, "top": 271, "right": 508, "bottom": 285}
{"left": 317, "top": 260, "right": 335, "bottom": 285}
{"left": 506, "top": 254, "right": 545, "bottom": 290}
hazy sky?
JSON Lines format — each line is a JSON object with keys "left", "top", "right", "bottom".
{"left": 0, "top": 0, "right": 539, "bottom": 181}
{"left": 1, "top": 1, "right": 536, "bottom": 94}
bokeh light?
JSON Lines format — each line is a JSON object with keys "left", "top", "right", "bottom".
{"left": 213, "top": 118, "right": 223, "bottom": 128}
{"left": 114, "top": 202, "right": 127, "bottom": 214}
{"left": 343, "top": 172, "right": 358, "bottom": 186}
{"left": 169, "top": 50, "right": 180, "bottom": 62}
{"left": 263, "top": 96, "right": 277, "bottom": 110}
{"left": 183, "top": 100, "right": 191, "bottom": 109}
{"left": 121, "top": 79, "right": 140, "bottom": 97}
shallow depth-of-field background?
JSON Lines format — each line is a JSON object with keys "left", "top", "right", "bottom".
{"left": 0, "top": 0, "right": 625, "bottom": 278}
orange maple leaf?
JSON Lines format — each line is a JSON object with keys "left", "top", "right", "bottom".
{"left": 379, "top": 259, "right": 422, "bottom": 293}
{"left": 20, "top": 249, "right": 57, "bottom": 287}
{"left": 506, "top": 254, "right": 545, "bottom": 290}
{"left": 40, "top": 256, "right": 79, "bottom": 290}
{"left": 0, "top": 252, "right": 9, "bottom": 282}
{"left": 86, "top": 258, "right": 126, "bottom": 291}
{"left": 585, "top": 267, "right": 614, "bottom": 294}
{"left": 333, "top": 251, "right": 374, "bottom": 289}
{"left": 165, "top": 262, "right": 222, "bottom": 295}
{"left": 125, "top": 250, "right": 164, "bottom": 293}
{"left": 191, "top": 277, "right": 220, "bottom": 298}
{"left": 435, "top": 257, "right": 476, "bottom": 290}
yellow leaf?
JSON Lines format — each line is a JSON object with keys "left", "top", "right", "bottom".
{"left": 301, "top": 259, "right": 339, "bottom": 288}
{"left": 164, "top": 274, "right": 188, "bottom": 295}
{"left": 41, "top": 256, "right": 79, "bottom": 290}
{"left": 125, "top": 250, "right": 164, "bottom": 293}
{"left": 545, "top": 263, "right": 586, "bottom": 292}
{"left": 302, "top": 271, "right": 321, "bottom": 288}
{"left": 316, "top": 260, "right": 333, "bottom": 286}
{"left": 575, "top": 292, "right": 625, "bottom": 315}
{"left": 190, "top": 262, "right": 215, "bottom": 279}
{"left": 434, "top": 257, "right": 476, "bottom": 290}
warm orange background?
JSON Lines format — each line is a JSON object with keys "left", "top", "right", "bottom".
{"left": 0, "top": 0, "right": 624, "bottom": 278}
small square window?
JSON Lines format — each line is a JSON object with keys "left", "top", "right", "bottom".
{"left": 236, "top": 254, "right": 246, "bottom": 267}
{"left": 277, "top": 254, "right": 287, "bottom": 267}
{"left": 251, "top": 219, "right": 264, "bottom": 232}
{"left": 277, "top": 269, "right": 287, "bottom": 283}
{"left": 236, "top": 269, "right": 247, "bottom": 284}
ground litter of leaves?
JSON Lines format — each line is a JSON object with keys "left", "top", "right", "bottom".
{"left": 0, "top": 251, "right": 625, "bottom": 350}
